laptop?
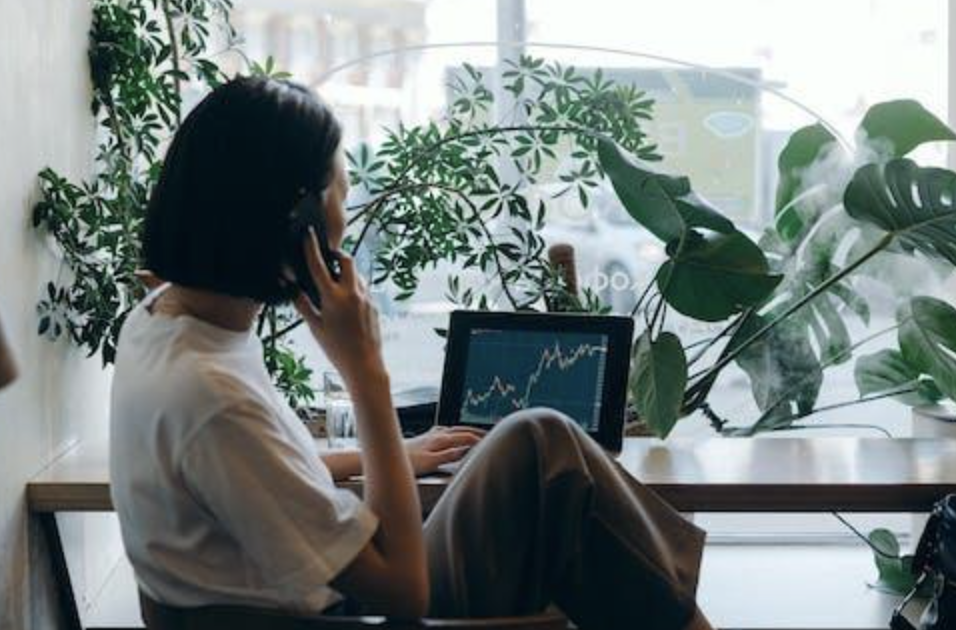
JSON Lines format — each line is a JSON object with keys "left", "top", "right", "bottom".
{"left": 436, "top": 310, "right": 634, "bottom": 453}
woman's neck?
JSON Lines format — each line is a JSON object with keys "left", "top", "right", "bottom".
{"left": 156, "top": 285, "right": 261, "bottom": 333}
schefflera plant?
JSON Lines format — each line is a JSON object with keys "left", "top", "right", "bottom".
{"left": 602, "top": 99, "right": 956, "bottom": 438}
{"left": 345, "top": 56, "right": 661, "bottom": 312}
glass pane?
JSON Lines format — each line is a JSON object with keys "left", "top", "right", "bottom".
{"left": 524, "top": 0, "right": 950, "bottom": 438}
{"left": 229, "top": 0, "right": 497, "bottom": 392}
{"left": 228, "top": 0, "right": 951, "bottom": 444}
{"left": 526, "top": 0, "right": 949, "bottom": 166}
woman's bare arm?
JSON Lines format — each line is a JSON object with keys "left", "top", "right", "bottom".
{"left": 320, "top": 450, "right": 363, "bottom": 481}
{"left": 332, "top": 369, "right": 427, "bottom": 616}
{"left": 295, "top": 234, "right": 427, "bottom": 617}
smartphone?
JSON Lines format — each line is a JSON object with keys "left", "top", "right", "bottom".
{"left": 287, "top": 191, "right": 341, "bottom": 309}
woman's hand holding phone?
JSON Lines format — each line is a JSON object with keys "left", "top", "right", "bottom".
{"left": 298, "top": 228, "right": 428, "bottom": 613}
{"left": 293, "top": 228, "right": 388, "bottom": 393}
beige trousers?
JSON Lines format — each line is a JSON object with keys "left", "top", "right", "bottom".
{"left": 423, "top": 410, "right": 706, "bottom": 630}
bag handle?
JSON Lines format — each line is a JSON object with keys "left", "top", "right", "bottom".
{"left": 891, "top": 573, "right": 931, "bottom": 630}
{"left": 890, "top": 497, "right": 950, "bottom": 630}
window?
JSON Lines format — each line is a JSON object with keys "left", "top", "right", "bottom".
{"left": 230, "top": 0, "right": 951, "bottom": 450}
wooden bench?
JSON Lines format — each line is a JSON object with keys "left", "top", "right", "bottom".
{"left": 28, "top": 437, "right": 956, "bottom": 630}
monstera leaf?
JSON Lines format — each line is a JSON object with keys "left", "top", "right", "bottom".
{"left": 858, "top": 100, "right": 956, "bottom": 159}
{"left": 790, "top": 255, "right": 869, "bottom": 363}
{"left": 630, "top": 331, "right": 687, "bottom": 438}
{"left": 774, "top": 100, "right": 954, "bottom": 246}
{"left": 854, "top": 348, "right": 942, "bottom": 407}
{"left": 844, "top": 158, "right": 956, "bottom": 266}
{"left": 770, "top": 222, "right": 866, "bottom": 369}
{"left": 598, "top": 138, "right": 735, "bottom": 243}
{"left": 898, "top": 296, "right": 956, "bottom": 401}
{"left": 733, "top": 314, "right": 824, "bottom": 434}
{"left": 656, "top": 231, "right": 782, "bottom": 322}
{"left": 774, "top": 100, "right": 955, "bottom": 252}
{"left": 775, "top": 123, "right": 843, "bottom": 217}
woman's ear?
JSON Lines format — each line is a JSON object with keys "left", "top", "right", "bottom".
{"left": 0, "top": 313, "right": 18, "bottom": 391}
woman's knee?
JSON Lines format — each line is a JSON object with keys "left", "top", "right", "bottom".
{"left": 488, "top": 408, "right": 588, "bottom": 458}
{"left": 501, "top": 407, "right": 585, "bottom": 435}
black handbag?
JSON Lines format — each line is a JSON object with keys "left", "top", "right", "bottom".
{"left": 892, "top": 495, "right": 956, "bottom": 630}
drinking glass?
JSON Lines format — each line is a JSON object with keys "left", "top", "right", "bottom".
{"left": 324, "top": 370, "right": 356, "bottom": 449}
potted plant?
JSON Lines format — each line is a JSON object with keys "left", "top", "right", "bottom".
{"left": 591, "top": 99, "right": 956, "bottom": 439}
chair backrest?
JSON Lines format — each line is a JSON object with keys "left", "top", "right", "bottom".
{"left": 139, "top": 591, "right": 568, "bottom": 630}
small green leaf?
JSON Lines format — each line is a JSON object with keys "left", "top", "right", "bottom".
{"left": 867, "top": 529, "right": 919, "bottom": 596}
{"left": 630, "top": 332, "right": 687, "bottom": 439}
{"left": 858, "top": 99, "right": 956, "bottom": 158}
{"left": 869, "top": 527, "right": 901, "bottom": 557}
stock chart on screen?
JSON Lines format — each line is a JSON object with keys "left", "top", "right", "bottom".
{"left": 459, "top": 328, "right": 609, "bottom": 430}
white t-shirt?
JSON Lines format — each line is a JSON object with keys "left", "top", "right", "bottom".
{"left": 110, "top": 288, "right": 377, "bottom": 613}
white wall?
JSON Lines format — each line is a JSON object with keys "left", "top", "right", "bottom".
{"left": 0, "top": 1, "right": 117, "bottom": 628}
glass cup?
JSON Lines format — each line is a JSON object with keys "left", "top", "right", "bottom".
{"left": 324, "top": 370, "right": 356, "bottom": 449}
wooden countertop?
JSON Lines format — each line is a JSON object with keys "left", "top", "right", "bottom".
{"left": 28, "top": 437, "right": 956, "bottom": 513}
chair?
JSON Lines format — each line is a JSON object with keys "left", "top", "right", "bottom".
{"left": 139, "top": 591, "right": 569, "bottom": 630}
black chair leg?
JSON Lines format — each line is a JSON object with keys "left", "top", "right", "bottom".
{"left": 40, "top": 512, "right": 83, "bottom": 630}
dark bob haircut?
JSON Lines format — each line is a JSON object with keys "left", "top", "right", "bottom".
{"left": 144, "top": 77, "right": 342, "bottom": 304}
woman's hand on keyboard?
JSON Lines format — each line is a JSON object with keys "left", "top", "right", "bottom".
{"left": 405, "top": 426, "right": 486, "bottom": 475}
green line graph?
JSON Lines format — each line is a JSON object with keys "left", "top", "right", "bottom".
{"left": 459, "top": 329, "right": 608, "bottom": 429}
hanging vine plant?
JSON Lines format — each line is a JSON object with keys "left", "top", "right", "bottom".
{"left": 34, "top": 0, "right": 235, "bottom": 363}
{"left": 30, "top": 0, "right": 315, "bottom": 407}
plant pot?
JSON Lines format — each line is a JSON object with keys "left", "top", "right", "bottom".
{"left": 912, "top": 404, "right": 956, "bottom": 438}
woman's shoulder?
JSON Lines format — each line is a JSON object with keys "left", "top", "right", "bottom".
{"left": 112, "top": 301, "right": 277, "bottom": 446}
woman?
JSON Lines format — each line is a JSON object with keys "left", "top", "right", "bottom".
{"left": 110, "top": 77, "right": 711, "bottom": 630}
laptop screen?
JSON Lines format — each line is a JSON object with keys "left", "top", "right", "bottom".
{"left": 437, "top": 311, "right": 633, "bottom": 452}
{"left": 459, "top": 328, "right": 609, "bottom": 431}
